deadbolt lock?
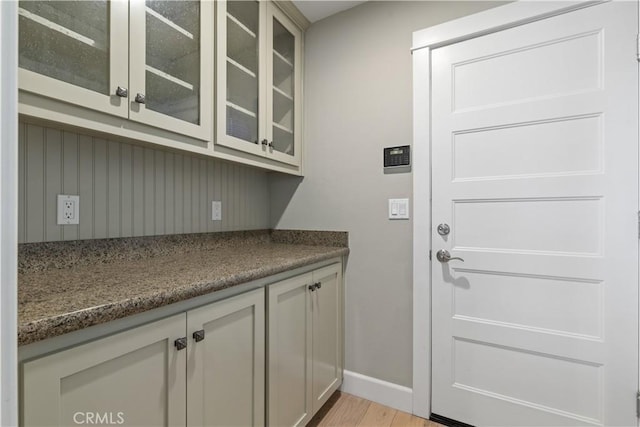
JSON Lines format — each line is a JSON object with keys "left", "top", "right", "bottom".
{"left": 437, "top": 223, "right": 450, "bottom": 236}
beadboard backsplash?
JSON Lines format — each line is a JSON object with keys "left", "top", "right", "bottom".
{"left": 18, "top": 122, "right": 270, "bottom": 243}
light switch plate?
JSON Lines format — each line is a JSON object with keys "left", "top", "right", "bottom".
{"left": 57, "top": 195, "right": 80, "bottom": 225}
{"left": 389, "top": 198, "right": 409, "bottom": 220}
{"left": 212, "top": 201, "right": 222, "bottom": 221}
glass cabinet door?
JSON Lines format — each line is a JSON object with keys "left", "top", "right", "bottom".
{"left": 18, "top": 0, "right": 129, "bottom": 117}
{"left": 267, "top": 6, "right": 302, "bottom": 166}
{"left": 216, "top": 1, "right": 302, "bottom": 167}
{"left": 129, "top": 0, "right": 212, "bottom": 140}
{"left": 217, "top": 0, "right": 265, "bottom": 156}
{"left": 270, "top": 17, "right": 294, "bottom": 157}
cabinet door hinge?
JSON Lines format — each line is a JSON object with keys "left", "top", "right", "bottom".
{"left": 637, "top": 211, "right": 640, "bottom": 239}
{"left": 636, "top": 391, "right": 640, "bottom": 417}
{"left": 429, "top": 250, "right": 432, "bottom": 260}
{"left": 636, "top": 34, "right": 640, "bottom": 62}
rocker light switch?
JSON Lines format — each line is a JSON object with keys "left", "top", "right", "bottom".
{"left": 389, "top": 199, "right": 409, "bottom": 220}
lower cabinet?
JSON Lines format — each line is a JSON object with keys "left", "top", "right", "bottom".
{"left": 21, "top": 313, "right": 188, "bottom": 427}
{"left": 267, "top": 263, "right": 343, "bottom": 427}
{"left": 20, "top": 261, "right": 344, "bottom": 427}
{"left": 187, "top": 289, "right": 265, "bottom": 426}
{"left": 21, "top": 288, "right": 265, "bottom": 427}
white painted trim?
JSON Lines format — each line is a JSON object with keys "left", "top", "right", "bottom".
{"left": 411, "top": 0, "right": 602, "bottom": 420}
{"left": 0, "top": 1, "right": 19, "bottom": 425}
{"left": 411, "top": 46, "right": 432, "bottom": 420}
{"left": 412, "top": 0, "right": 604, "bottom": 51}
{"left": 341, "top": 370, "right": 413, "bottom": 414}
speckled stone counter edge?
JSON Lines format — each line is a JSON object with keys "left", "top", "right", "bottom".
{"left": 19, "top": 248, "right": 348, "bottom": 346}
{"left": 18, "top": 229, "right": 348, "bottom": 345}
{"left": 19, "top": 229, "right": 348, "bottom": 274}
{"left": 270, "top": 230, "right": 348, "bottom": 247}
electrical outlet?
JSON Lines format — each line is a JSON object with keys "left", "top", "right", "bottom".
{"left": 212, "top": 201, "right": 222, "bottom": 221}
{"left": 57, "top": 195, "right": 80, "bottom": 225}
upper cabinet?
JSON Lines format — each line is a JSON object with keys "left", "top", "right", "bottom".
{"left": 18, "top": 1, "right": 129, "bottom": 118}
{"left": 129, "top": 1, "right": 212, "bottom": 140}
{"left": 216, "top": 0, "right": 303, "bottom": 167}
{"left": 18, "top": 0, "right": 306, "bottom": 174}
{"left": 18, "top": 0, "right": 212, "bottom": 141}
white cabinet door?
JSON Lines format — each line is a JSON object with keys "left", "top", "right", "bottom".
{"left": 265, "top": 4, "right": 302, "bottom": 167}
{"left": 310, "top": 264, "right": 342, "bottom": 413}
{"left": 18, "top": 0, "right": 129, "bottom": 118}
{"left": 217, "top": 1, "right": 302, "bottom": 168}
{"left": 267, "top": 273, "right": 313, "bottom": 427}
{"left": 186, "top": 288, "right": 265, "bottom": 427}
{"left": 267, "top": 263, "right": 344, "bottom": 426}
{"left": 216, "top": 0, "right": 266, "bottom": 157}
{"left": 129, "top": 0, "right": 213, "bottom": 140}
{"left": 21, "top": 314, "right": 187, "bottom": 427}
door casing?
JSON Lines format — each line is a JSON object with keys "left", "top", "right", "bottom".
{"left": 410, "top": 0, "right": 636, "bottom": 419}
{"left": 0, "top": 1, "right": 19, "bottom": 425}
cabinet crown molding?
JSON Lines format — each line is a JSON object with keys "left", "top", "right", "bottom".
{"left": 273, "top": 1, "right": 311, "bottom": 30}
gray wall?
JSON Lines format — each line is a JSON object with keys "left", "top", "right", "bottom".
{"left": 19, "top": 121, "right": 270, "bottom": 243}
{"left": 270, "top": 1, "right": 505, "bottom": 387}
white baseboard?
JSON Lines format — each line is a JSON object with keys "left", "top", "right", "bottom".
{"left": 340, "top": 370, "right": 413, "bottom": 414}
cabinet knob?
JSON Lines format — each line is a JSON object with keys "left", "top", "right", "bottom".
{"left": 174, "top": 337, "right": 187, "bottom": 351}
{"left": 115, "top": 86, "right": 128, "bottom": 98}
{"left": 193, "top": 329, "right": 205, "bottom": 342}
{"left": 308, "top": 282, "right": 322, "bottom": 291}
{"left": 268, "top": 141, "right": 273, "bottom": 148}
{"left": 261, "top": 139, "right": 269, "bottom": 146}
{"left": 135, "top": 93, "right": 146, "bottom": 104}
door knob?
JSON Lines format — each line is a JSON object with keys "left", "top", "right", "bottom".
{"left": 436, "top": 250, "right": 464, "bottom": 263}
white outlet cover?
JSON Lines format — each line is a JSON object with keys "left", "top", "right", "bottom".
{"left": 57, "top": 195, "right": 80, "bottom": 225}
{"left": 389, "top": 198, "right": 409, "bottom": 220}
{"left": 212, "top": 201, "right": 222, "bottom": 221}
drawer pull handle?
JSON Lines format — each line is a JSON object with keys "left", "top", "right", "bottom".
{"left": 115, "top": 86, "right": 128, "bottom": 98}
{"left": 174, "top": 337, "right": 187, "bottom": 351}
{"left": 308, "top": 282, "right": 322, "bottom": 291}
{"left": 193, "top": 330, "right": 205, "bottom": 342}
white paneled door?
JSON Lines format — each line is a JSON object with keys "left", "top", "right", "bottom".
{"left": 430, "top": 2, "right": 639, "bottom": 426}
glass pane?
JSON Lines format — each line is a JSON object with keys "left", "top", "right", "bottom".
{"left": 272, "top": 18, "right": 295, "bottom": 157}
{"left": 226, "top": 1, "right": 259, "bottom": 144}
{"left": 145, "top": 0, "right": 200, "bottom": 124}
{"left": 19, "top": 0, "right": 109, "bottom": 95}
{"left": 227, "top": 106, "right": 258, "bottom": 144}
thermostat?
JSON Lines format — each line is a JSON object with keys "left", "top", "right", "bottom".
{"left": 384, "top": 145, "right": 411, "bottom": 173}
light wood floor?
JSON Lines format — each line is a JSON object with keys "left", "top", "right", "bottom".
{"left": 308, "top": 392, "right": 443, "bottom": 427}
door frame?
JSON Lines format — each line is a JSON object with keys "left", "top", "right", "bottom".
{"left": 410, "top": 0, "right": 624, "bottom": 419}
{"left": 0, "top": 0, "right": 18, "bottom": 424}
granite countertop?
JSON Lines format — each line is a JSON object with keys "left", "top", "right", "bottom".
{"left": 18, "top": 230, "right": 348, "bottom": 346}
